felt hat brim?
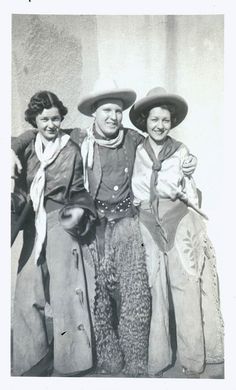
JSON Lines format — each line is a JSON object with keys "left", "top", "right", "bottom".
{"left": 78, "top": 89, "right": 137, "bottom": 117}
{"left": 129, "top": 92, "right": 188, "bottom": 131}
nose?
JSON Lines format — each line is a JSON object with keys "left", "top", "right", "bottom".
{"left": 109, "top": 110, "right": 117, "bottom": 121}
{"left": 156, "top": 119, "right": 164, "bottom": 129}
{"left": 47, "top": 119, "right": 55, "bottom": 128}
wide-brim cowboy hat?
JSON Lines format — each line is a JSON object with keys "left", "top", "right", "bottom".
{"left": 77, "top": 78, "right": 137, "bottom": 116}
{"left": 129, "top": 87, "right": 188, "bottom": 132}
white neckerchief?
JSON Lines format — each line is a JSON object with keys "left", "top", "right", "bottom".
{"left": 30, "top": 131, "right": 70, "bottom": 263}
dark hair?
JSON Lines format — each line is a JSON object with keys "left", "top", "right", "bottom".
{"left": 25, "top": 91, "right": 68, "bottom": 128}
{"left": 138, "top": 103, "right": 178, "bottom": 131}
{"left": 157, "top": 104, "right": 177, "bottom": 124}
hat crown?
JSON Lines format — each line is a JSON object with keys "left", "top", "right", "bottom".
{"left": 91, "top": 78, "right": 120, "bottom": 94}
{"left": 78, "top": 78, "right": 136, "bottom": 116}
{"left": 146, "top": 87, "right": 167, "bottom": 98}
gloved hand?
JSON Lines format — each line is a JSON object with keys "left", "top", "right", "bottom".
{"left": 60, "top": 206, "right": 85, "bottom": 231}
{"left": 59, "top": 204, "right": 93, "bottom": 238}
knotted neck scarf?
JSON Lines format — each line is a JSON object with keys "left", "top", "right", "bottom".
{"left": 142, "top": 135, "right": 182, "bottom": 223}
{"left": 81, "top": 123, "right": 124, "bottom": 190}
{"left": 30, "top": 131, "right": 70, "bottom": 263}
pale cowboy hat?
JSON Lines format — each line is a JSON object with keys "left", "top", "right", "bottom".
{"left": 129, "top": 86, "right": 188, "bottom": 132}
{"left": 77, "top": 78, "right": 137, "bottom": 116}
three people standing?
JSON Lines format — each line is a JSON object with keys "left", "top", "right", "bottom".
{"left": 11, "top": 81, "right": 224, "bottom": 377}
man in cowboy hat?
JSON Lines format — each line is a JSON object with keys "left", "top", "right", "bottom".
{"left": 75, "top": 79, "right": 152, "bottom": 376}
{"left": 11, "top": 80, "right": 197, "bottom": 376}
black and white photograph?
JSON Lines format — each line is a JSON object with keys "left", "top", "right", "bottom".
{"left": 1, "top": 1, "right": 236, "bottom": 390}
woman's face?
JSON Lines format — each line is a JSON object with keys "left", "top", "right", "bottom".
{"left": 146, "top": 106, "right": 171, "bottom": 143}
{"left": 35, "top": 107, "right": 62, "bottom": 141}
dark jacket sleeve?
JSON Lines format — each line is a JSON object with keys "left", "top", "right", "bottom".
{"left": 58, "top": 143, "right": 97, "bottom": 238}
{"left": 127, "top": 128, "right": 145, "bottom": 147}
{"left": 64, "top": 127, "right": 87, "bottom": 147}
{"left": 11, "top": 130, "right": 37, "bottom": 154}
{"left": 69, "top": 145, "right": 86, "bottom": 198}
{"left": 11, "top": 128, "right": 87, "bottom": 154}
{"left": 67, "top": 144, "right": 97, "bottom": 219}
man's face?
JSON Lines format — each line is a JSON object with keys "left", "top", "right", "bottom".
{"left": 93, "top": 98, "right": 123, "bottom": 138}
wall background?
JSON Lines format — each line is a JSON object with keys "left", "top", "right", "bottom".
{"left": 11, "top": 14, "right": 225, "bottom": 300}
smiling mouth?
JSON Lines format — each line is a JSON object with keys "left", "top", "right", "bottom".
{"left": 153, "top": 130, "right": 165, "bottom": 135}
{"left": 106, "top": 123, "right": 117, "bottom": 127}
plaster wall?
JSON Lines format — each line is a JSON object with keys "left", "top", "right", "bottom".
{"left": 11, "top": 14, "right": 224, "bottom": 298}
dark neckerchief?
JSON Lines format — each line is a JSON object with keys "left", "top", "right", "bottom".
{"left": 143, "top": 135, "right": 182, "bottom": 227}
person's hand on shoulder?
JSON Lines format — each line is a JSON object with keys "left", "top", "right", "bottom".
{"left": 182, "top": 154, "right": 197, "bottom": 176}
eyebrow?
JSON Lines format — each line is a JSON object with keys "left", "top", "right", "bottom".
{"left": 149, "top": 115, "right": 170, "bottom": 119}
{"left": 103, "top": 107, "right": 122, "bottom": 111}
{"left": 39, "top": 115, "right": 60, "bottom": 119}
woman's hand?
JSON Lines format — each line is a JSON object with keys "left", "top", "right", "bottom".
{"left": 182, "top": 154, "right": 197, "bottom": 176}
{"left": 11, "top": 150, "right": 22, "bottom": 179}
{"left": 60, "top": 207, "right": 85, "bottom": 230}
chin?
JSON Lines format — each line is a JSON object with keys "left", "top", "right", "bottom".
{"left": 104, "top": 128, "right": 119, "bottom": 137}
{"left": 153, "top": 135, "right": 166, "bottom": 142}
{"left": 47, "top": 133, "right": 58, "bottom": 140}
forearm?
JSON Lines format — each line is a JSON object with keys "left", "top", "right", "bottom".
{"left": 11, "top": 128, "right": 83, "bottom": 155}
{"left": 63, "top": 128, "right": 85, "bottom": 147}
{"left": 11, "top": 130, "right": 37, "bottom": 154}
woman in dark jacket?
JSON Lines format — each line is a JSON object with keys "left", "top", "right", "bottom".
{"left": 12, "top": 91, "right": 97, "bottom": 376}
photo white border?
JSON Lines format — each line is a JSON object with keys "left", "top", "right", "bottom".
{"left": 1, "top": 1, "right": 236, "bottom": 389}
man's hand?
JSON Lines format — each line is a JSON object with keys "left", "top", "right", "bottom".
{"left": 60, "top": 207, "right": 85, "bottom": 230}
{"left": 11, "top": 149, "right": 22, "bottom": 179}
{"left": 182, "top": 154, "right": 197, "bottom": 176}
